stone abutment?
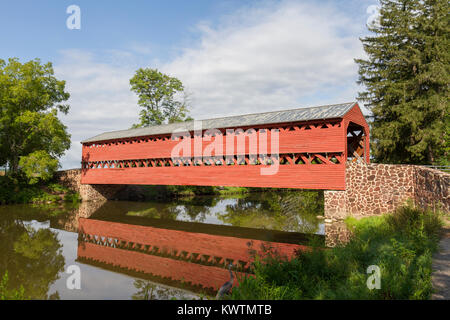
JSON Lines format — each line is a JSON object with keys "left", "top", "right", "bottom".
{"left": 324, "top": 162, "right": 449, "bottom": 246}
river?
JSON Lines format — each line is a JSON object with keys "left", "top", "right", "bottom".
{"left": 0, "top": 190, "right": 324, "bottom": 300}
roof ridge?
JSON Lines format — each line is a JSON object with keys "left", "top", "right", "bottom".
{"left": 81, "top": 102, "right": 357, "bottom": 143}
{"left": 195, "top": 102, "right": 356, "bottom": 123}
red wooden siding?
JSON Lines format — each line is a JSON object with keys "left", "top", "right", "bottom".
{"left": 343, "top": 104, "right": 370, "bottom": 164}
{"left": 81, "top": 165, "right": 345, "bottom": 189}
{"left": 80, "top": 103, "right": 369, "bottom": 190}
{"left": 82, "top": 121, "right": 344, "bottom": 162}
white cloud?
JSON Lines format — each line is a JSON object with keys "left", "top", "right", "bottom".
{"left": 55, "top": 0, "right": 366, "bottom": 169}
{"left": 163, "top": 0, "right": 365, "bottom": 119}
{"left": 55, "top": 49, "right": 140, "bottom": 169}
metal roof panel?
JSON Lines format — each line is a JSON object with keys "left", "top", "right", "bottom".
{"left": 82, "top": 102, "right": 356, "bottom": 143}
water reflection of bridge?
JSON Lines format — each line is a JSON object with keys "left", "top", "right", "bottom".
{"left": 70, "top": 201, "right": 321, "bottom": 295}
{"left": 45, "top": 199, "right": 356, "bottom": 295}
{"left": 78, "top": 218, "right": 304, "bottom": 294}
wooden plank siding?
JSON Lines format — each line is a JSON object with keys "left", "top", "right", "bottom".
{"left": 82, "top": 120, "right": 344, "bottom": 162}
{"left": 80, "top": 103, "right": 369, "bottom": 190}
{"left": 80, "top": 164, "right": 346, "bottom": 189}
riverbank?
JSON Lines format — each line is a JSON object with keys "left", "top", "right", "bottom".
{"left": 115, "top": 184, "right": 318, "bottom": 202}
{"left": 0, "top": 175, "right": 80, "bottom": 205}
{"left": 138, "top": 185, "right": 254, "bottom": 200}
{"left": 229, "top": 205, "right": 443, "bottom": 300}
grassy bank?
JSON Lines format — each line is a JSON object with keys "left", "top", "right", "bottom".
{"left": 139, "top": 185, "right": 256, "bottom": 200}
{"left": 230, "top": 205, "right": 443, "bottom": 300}
{"left": 0, "top": 176, "right": 80, "bottom": 205}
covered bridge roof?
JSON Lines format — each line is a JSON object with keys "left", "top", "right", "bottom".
{"left": 82, "top": 102, "right": 358, "bottom": 143}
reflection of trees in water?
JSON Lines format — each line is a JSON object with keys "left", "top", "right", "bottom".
{"left": 179, "top": 196, "right": 218, "bottom": 222}
{"left": 0, "top": 214, "right": 65, "bottom": 299}
{"left": 126, "top": 196, "right": 218, "bottom": 223}
{"left": 132, "top": 279, "right": 196, "bottom": 300}
{"left": 217, "top": 191, "right": 323, "bottom": 233}
{"left": 111, "top": 191, "right": 322, "bottom": 233}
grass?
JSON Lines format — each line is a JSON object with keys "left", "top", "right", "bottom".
{"left": 229, "top": 205, "right": 443, "bottom": 300}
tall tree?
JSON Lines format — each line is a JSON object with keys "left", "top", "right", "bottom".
{"left": 356, "top": 0, "right": 449, "bottom": 164}
{"left": 130, "top": 68, "right": 191, "bottom": 128}
{"left": 0, "top": 58, "right": 71, "bottom": 180}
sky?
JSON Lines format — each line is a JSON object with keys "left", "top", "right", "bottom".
{"left": 0, "top": 0, "right": 378, "bottom": 169}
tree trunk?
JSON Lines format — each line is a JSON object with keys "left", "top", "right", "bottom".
{"left": 427, "top": 145, "right": 435, "bottom": 164}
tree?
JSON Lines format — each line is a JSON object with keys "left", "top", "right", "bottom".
{"left": 0, "top": 58, "right": 71, "bottom": 179}
{"left": 129, "top": 68, "right": 192, "bottom": 127}
{"left": 356, "top": 0, "right": 449, "bottom": 164}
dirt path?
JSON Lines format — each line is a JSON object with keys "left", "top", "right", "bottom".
{"left": 431, "top": 219, "right": 450, "bottom": 300}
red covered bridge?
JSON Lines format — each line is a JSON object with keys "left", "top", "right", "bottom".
{"left": 81, "top": 102, "right": 369, "bottom": 190}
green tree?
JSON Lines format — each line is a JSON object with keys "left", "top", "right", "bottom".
{"left": 0, "top": 58, "right": 71, "bottom": 179}
{"left": 130, "top": 68, "right": 192, "bottom": 127}
{"left": 356, "top": 0, "right": 449, "bottom": 164}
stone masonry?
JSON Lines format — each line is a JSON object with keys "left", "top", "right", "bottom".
{"left": 324, "top": 162, "right": 449, "bottom": 246}
{"left": 325, "top": 162, "right": 449, "bottom": 221}
{"left": 55, "top": 169, "right": 124, "bottom": 202}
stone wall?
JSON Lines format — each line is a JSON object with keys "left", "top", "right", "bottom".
{"left": 325, "top": 163, "right": 449, "bottom": 221}
{"left": 55, "top": 169, "right": 123, "bottom": 202}
{"left": 414, "top": 166, "right": 450, "bottom": 212}
{"left": 324, "top": 220, "right": 353, "bottom": 247}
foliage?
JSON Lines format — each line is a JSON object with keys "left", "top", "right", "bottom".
{"left": 0, "top": 175, "right": 79, "bottom": 205}
{"left": 63, "top": 192, "right": 81, "bottom": 204}
{"left": 0, "top": 58, "right": 71, "bottom": 177}
{"left": 141, "top": 185, "right": 252, "bottom": 200}
{"left": 356, "top": 0, "right": 449, "bottom": 164}
{"left": 230, "top": 205, "right": 442, "bottom": 300}
{"left": 0, "top": 271, "right": 26, "bottom": 300}
{"left": 19, "top": 150, "right": 59, "bottom": 184}
{"left": 130, "top": 68, "right": 192, "bottom": 127}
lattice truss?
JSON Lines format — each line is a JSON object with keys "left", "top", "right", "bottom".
{"left": 82, "top": 120, "right": 347, "bottom": 170}
{"left": 82, "top": 153, "right": 345, "bottom": 169}
{"left": 347, "top": 124, "right": 366, "bottom": 163}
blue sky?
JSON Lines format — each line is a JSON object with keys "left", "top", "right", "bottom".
{"left": 0, "top": 0, "right": 378, "bottom": 168}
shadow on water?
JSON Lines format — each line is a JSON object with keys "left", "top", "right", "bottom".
{"left": 0, "top": 190, "right": 325, "bottom": 299}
